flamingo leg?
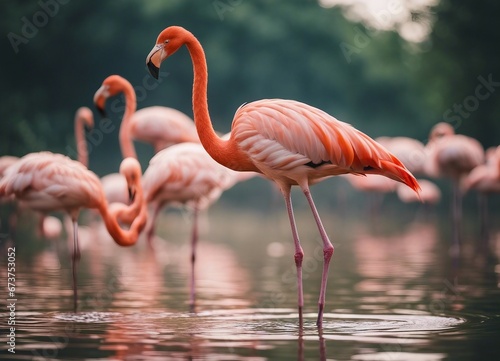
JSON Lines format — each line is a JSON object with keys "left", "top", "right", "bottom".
{"left": 301, "top": 185, "right": 334, "bottom": 328}
{"left": 282, "top": 186, "right": 304, "bottom": 324}
{"left": 189, "top": 206, "right": 199, "bottom": 312}
{"left": 451, "top": 179, "right": 462, "bottom": 256}
{"left": 146, "top": 202, "right": 163, "bottom": 245}
{"left": 478, "top": 192, "right": 489, "bottom": 253}
{"left": 72, "top": 219, "right": 80, "bottom": 312}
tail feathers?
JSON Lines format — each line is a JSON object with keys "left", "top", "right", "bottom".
{"left": 370, "top": 160, "right": 422, "bottom": 200}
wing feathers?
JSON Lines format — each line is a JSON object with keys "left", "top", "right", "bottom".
{"left": 233, "top": 99, "right": 419, "bottom": 193}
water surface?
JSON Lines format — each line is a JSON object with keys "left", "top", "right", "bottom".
{"left": 1, "top": 206, "right": 499, "bottom": 360}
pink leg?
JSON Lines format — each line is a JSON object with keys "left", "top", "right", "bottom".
{"left": 189, "top": 206, "right": 199, "bottom": 312}
{"left": 37, "top": 214, "right": 46, "bottom": 238}
{"left": 71, "top": 219, "right": 80, "bottom": 312}
{"left": 146, "top": 202, "right": 163, "bottom": 245}
{"left": 301, "top": 185, "right": 334, "bottom": 328}
{"left": 282, "top": 186, "right": 304, "bottom": 324}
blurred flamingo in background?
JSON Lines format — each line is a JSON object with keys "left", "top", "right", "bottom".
{"left": 130, "top": 106, "right": 199, "bottom": 152}
{"left": 93, "top": 75, "right": 203, "bottom": 206}
{"left": 397, "top": 178, "right": 441, "bottom": 205}
{"left": 146, "top": 25, "right": 421, "bottom": 326}
{"left": 0, "top": 156, "right": 19, "bottom": 178}
{"left": 463, "top": 145, "right": 500, "bottom": 243}
{"left": 0, "top": 153, "right": 147, "bottom": 310}
{"left": 424, "top": 122, "right": 484, "bottom": 250}
{"left": 141, "top": 141, "right": 254, "bottom": 307}
{"left": 0, "top": 107, "right": 95, "bottom": 239}
{"left": 74, "top": 106, "right": 94, "bottom": 168}
{"left": 463, "top": 146, "right": 500, "bottom": 194}
{"left": 377, "top": 136, "right": 427, "bottom": 176}
{"left": 94, "top": 75, "right": 138, "bottom": 205}
{"left": 343, "top": 173, "right": 397, "bottom": 217}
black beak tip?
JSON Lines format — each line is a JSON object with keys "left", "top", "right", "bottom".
{"left": 128, "top": 188, "right": 136, "bottom": 202}
{"left": 147, "top": 60, "right": 160, "bottom": 79}
{"left": 96, "top": 106, "right": 106, "bottom": 118}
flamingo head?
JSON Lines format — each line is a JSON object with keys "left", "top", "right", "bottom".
{"left": 76, "top": 107, "right": 94, "bottom": 130}
{"left": 146, "top": 26, "right": 190, "bottom": 79}
{"left": 120, "top": 157, "right": 142, "bottom": 202}
{"left": 429, "top": 122, "right": 455, "bottom": 142}
{"left": 93, "top": 75, "right": 132, "bottom": 117}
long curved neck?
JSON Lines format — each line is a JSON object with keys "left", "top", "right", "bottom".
{"left": 185, "top": 37, "right": 234, "bottom": 168}
{"left": 75, "top": 112, "right": 89, "bottom": 168}
{"left": 98, "top": 184, "right": 147, "bottom": 247}
{"left": 119, "top": 84, "right": 138, "bottom": 159}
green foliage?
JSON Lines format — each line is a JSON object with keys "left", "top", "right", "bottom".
{"left": 416, "top": 0, "right": 500, "bottom": 147}
{"left": 0, "top": 0, "right": 498, "bottom": 174}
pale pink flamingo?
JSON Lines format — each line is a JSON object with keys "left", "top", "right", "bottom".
{"left": 141, "top": 141, "right": 254, "bottom": 307}
{"left": 130, "top": 106, "right": 199, "bottom": 152}
{"left": 74, "top": 106, "right": 94, "bottom": 168}
{"left": 0, "top": 156, "right": 19, "bottom": 177}
{"left": 145, "top": 26, "right": 421, "bottom": 326}
{"left": 463, "top": 146, "right": 500, "bottom": 194}
{"left": 343, "top": 173, "right": 397, "bottom": 217}
{"left": 424, "top": 122, "right": 484, "bottom": 247}
{"left": 93, "top": 76, "right": 200, "bottom": 206}
{"left": 93, "top": 75, "right": 138, "bottom": 205}
{"left": 463, "top": 145, "right": 500, "bottom": 242}
{"left": 397, "top": 179, "right": 441, "bottom": 205}
{"left": 34, "top": 107, "right": 94, "bottom": 241}
{"left": 0, "top": 152, "right": 147, "bottom": 310}
{"left": 2, "top": 108, "right": 94, "bottom": 240}
{"left": 376, "top": 136, "right": 426, "bottom": 176}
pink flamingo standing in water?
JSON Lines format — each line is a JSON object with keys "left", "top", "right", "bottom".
{"left": 93, "top": 75, "right": 202, "bottom": 205}
{"left": 95, "top": 75, "right": 255, "bottom": 307}
{"left": 0, "top": 107, "right": 95, "bottom": 238}
{"left": 424, "top": 122, "right": 484, "bottom": 250}
{"left": 463, "top": 145, "right": 500, "bottom": 243}
{"left": 141, "top": 141, "right": 253, "bottom": 307}
{"left": 145, "top": 26, "right": 420, "bottom": 326}
{"left": 0, "top": 153, "right": 147, "bottom": 310}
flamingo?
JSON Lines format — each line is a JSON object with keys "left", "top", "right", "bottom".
{"left": 141, "top": 141, "right": 254, "bottom": 307}
{"left": 93, "top": 75, "right": 138, "bottom": 205}
{"left": 376, "top": 136, "right": 426, "bottom": 176}
{"left": 343, "top": 173, "right": 397, "bottom": 218}
{"left": 93, "top": 76, "right": 200, "bottom": 206}
{"left": 397, "top": 179, "right": 441, "bottom": 205}
{"left": 74, "top": 106, "right": 94, "bottom": 168}
{"left": 130, "top": 106, "right": 199, "bottom": 153}
{"left": 2, "top": 108, "right": 94, "bottom": 240}
{"left": 0, "top": 152, "right": 147, "bottom": 310}
{"left": 0, "top": 156, "right": 19, "bottom": 177}
{"left": 462, "top": 145, "right": 500, "bottom": 242}
{"left": 463, "top": 146, "right": 500, "bottom": 194}
{"left": 424, "top": 122, "right": 484, "bottom": 248}
{"left": 145, "top": 26, "right": 421, "bottom": 326}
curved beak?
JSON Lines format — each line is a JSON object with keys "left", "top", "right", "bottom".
{"left": 146, "top": 44, "right": 164, "bottom": 79}
{"left": 93, "top": 85, "right": 109, "bottom": 117}
{"left": 128, "top": 185, "right": 136, "bottom": 203}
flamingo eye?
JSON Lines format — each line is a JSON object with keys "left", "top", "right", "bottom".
{"left": 164, "top": 39, "right": 170, "bottom": 44}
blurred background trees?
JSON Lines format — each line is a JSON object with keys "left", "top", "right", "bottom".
{"left": 0, "top": 0, "right": 498, "bottom": 184}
